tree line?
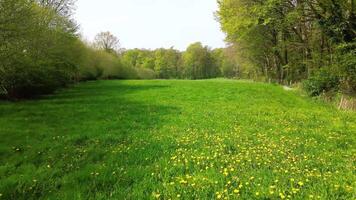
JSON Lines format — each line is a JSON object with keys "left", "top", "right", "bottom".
{"left": 0, "top": 0, "right": 242, "bottom": 99}
{"left": 216, "top": 0, "right": 355, "bottom": 96}
{"left": 3, "top": 0, "right": 353, "bottom": 100}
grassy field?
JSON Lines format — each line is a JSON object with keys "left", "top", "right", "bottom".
{"left": 0, "top": 79, "right": 355, "bottom": 199}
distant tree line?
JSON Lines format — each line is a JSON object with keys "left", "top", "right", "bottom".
{"left": 4, "top": 0, "right": 352, "bottom": 100}
{"left": 119, "top": 43, "right": 241, "bottom": 80}
{"left": 216, "top": 0, "right": 356, "bottom": 96}
{"left": 0, "top": 0, "right": 240, "bottom": 99}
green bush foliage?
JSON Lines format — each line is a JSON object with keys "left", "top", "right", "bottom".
{"left": 303, "top": 68, "right": 340, "bottom": 97}
{"left": 217, "top": 0, "right": 356, "bottom": 96}
{"left": 0, "top": 0, "right": 79, "bottom": 98}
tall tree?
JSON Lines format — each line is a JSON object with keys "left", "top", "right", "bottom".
{"left": 94, "top": 31, "right": 120, "bottom": 54}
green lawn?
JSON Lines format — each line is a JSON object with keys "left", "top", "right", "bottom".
{"left": 0, "top": 79, "right": 355, "bottom": 200}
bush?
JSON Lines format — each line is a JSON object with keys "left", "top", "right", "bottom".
{"left": 0, "top": 0, "right": 79, "bottom": 99}
{"left": 337, "top": 42, "right": 356, "bottom": 95}
{"left": 136, "top": 68, "right": 156, "bottom": 79}
{"left": 303, "top": 68, "right": 340, "bottom": 96}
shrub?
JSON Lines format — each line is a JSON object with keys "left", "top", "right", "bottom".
{"left": 303, "top": 68, "right": 340, "bottom": 96}
{"left": 337, "top": 42, "right": 356, "bottom": 95}
{"left": 136, "top": 68, "right": 156, "bottom": 79}
{"left": 0, "top": 0, "right": 79, "bottom": 99}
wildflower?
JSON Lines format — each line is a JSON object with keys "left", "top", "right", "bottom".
{"left": 233, "top": 189, "right": 239, "bottom": 194}
{"left": 179, "top": 180, "right": 187, "bottom": 184}
{"left": 279, "top": 193, "right": 286, "bottom": 199}
{"left": 298, "top": 181, "right": 304, "bottom": 186}
{"left": 153, "top": 192, "right": 161, "bottom": 199}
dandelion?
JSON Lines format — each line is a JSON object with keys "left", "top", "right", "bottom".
{"left": 298, "top": 181, "right": 304, "bottom": 186}
{"left": 233, "top": 189, "right": 239, "bottom": 194}
{"left": 179, "top": 180, "right": 187, "bottom": 184}
{"left": 153, "top": 192, "right": 161, "bottom": 199}
{"left": 279, "top": 193, "right": 286, "bottom": 199}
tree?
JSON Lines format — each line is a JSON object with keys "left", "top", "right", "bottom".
{"left": 182, "top": 42, "right": 217, "bottom": 79}
{"left": 0, "top": 0, "right": 81, "bottom": 98}
{"left": 154, "top": 48, "right": 181, "bottom": 79}
{"left": 94, "top": 31, "right": 120, "bottom": 54}
{"left": 35, "top": 0, "right": 76, "bottom": 17}
{"left": 216, "top": 0, "right": 356, "bottom": 96}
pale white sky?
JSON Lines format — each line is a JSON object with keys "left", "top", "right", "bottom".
{"left": 75, "top": 0, "right": 226, "bottom": 50}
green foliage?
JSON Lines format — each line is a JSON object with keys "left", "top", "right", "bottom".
{"left": 135, "top": 68, "right": 156, "bottom": 80}
{"left": 0, "top": 80, "right": 355, "bottom": 199}
{"left": 119, "top": 44, "right": 232, "bottom": 80}
{"left": 0, "top": 0, "right": 79, "bottom": 99}
{"left": 182, "top": 42, "right": 219, "bottom": 79}
{"left": 217, "top": 0, "right": 356, "bottom": 94}
{"left": 336, "top": 42, "right": 356, "bottom": 94}
{"left": 303, "top": 68, "right": 340, "bottom": 97}
{"left": 154, "top": 48, "right": 181, "bottom": 79}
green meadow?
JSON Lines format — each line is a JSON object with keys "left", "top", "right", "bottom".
{"left": 0, "top": 79, "right": 355, "bottom": 199}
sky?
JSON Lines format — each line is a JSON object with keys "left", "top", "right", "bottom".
{"left": 75, "top": 0, "right": 226, "bottom": 51}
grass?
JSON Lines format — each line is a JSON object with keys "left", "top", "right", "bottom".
{"left": 0, "top": 79, "right": 355, "bottom": 200}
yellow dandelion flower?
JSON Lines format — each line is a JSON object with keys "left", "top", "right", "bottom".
{"left": 153, "top": 192, "right": 161, "bottom": 199}
{"left": 179, "top": 180, "right": 187, "bottom": 184}
{"left": 279, "top": 193, "right": 286, "bottom": 199}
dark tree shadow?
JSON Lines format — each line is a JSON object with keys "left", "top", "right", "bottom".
{"left": 0, "top": 81, "right": 180, "bottom": 199}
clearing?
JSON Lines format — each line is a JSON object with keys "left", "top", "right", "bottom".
{"left": 0, "top": 79, "right": 355, "bottom": 199}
